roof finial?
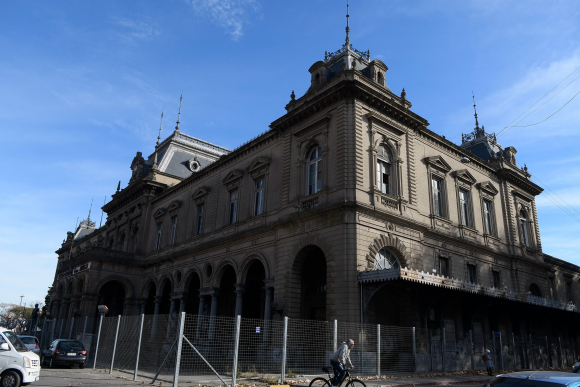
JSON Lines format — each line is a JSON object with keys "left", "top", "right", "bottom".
{"left": 153, "top": 110, "right": 163, "bottom": 170}
{"left": 116, "top": 181, "right": 121, "bottom": 193}
{"left": 345, "top": 0, "right": 350, "bottom": 47}
{"left": 87, "top": 197, "right": 93, "bottom": 223}
{"left": 472, "top": 91, "right": 480, "bottom": 130}
{"left": 175, "top": 93, "right": 182, "bottom": 132}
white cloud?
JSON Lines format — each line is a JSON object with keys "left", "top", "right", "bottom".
{"left": 188, "top": 0, "right": 259, "bottom": 40}
{"left": 111, "top": 17, "right": 161, "bottom": 42}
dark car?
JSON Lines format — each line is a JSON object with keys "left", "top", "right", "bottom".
{"left": 483, "top": 371, "right": 580, "bottom": 387}
{"left": 573, "top": 362, "right": 580, "bottom": 374}
{"left": 41, "top": 339, "right": 87, "bottom": 368}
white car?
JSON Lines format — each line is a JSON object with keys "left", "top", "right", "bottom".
{"left": 16, "top": 336, "right": 40, "bottom": 355}
{"left": 0, "top": 327, "right": 41, "bottom": 387}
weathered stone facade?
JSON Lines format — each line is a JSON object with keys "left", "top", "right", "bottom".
{"left": 49, "top": 35, "right": 579, "bottom": 370}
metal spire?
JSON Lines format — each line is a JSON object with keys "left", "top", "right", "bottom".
{"left": 99, "top": 196, "right": 106, "bottom": 228}
{"left": 345, "top": 0, "right": 350, "bottom": 47}
{"left": 153, "top": 110, "right": 163, "bottom": 170}
{"left": 472, "top": 91, "right": 480, "bottom": 130}
{"left": 175, "top": 93, "right": 182, "bottom": 132}
{"left": 87, "top": 197, "right": 93, "bottom": 223}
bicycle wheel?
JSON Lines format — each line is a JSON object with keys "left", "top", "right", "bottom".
{"left": 309, "top": 377, "right": 331, "bottom": 387}
{"left": 346, "top": 379, "right": 367, "bottom": 387}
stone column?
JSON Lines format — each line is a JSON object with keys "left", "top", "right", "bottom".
{"left": 208, "top": 288, "right": 220, "bottom": 340}
{"left": 195, "top": 294, "right": 206, "bottom": 340}
{"left": 150, "top": 296, "right": 162, "bottom": 339}
{"left": 165, "top": 296, "right": 178, "bottom": 340}
{"left": 140, "top": 299, "right": 148, "bottom": 315}
{"left": 263, "top": 280, "right": 275, "bottom": 343}
{"left": 234, "top": 284, "right": 245, "bottom": 317}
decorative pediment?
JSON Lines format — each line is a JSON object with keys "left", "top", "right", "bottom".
{"left": 192, "top": 187, "right": 211, "bottom": 204}
{"left": 153, "top": 208, "right": 167, "bottom": 222}
{"left": 167, "top": 200, "right": 183, "bottom": 216}
{"left": 478, "top": 181, "right": 499, "bottom": 196}
{"left": 222, "top": 170, "right": 244, "bottom": 190}
{"left": 453, "top": 169, "right": 477, "bottom": 185}
{"left": 424, "top": 156, "right": 451, "bottom": 173}
{"left": 246, "top": 157, "right": 271, "bottom": 178}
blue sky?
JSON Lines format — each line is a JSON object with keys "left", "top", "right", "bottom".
{"left": 1, "top": 0, "right": 579, "bottom": 305}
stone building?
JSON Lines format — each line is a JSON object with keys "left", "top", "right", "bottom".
{"left": 49, "top": 29, "right": 579, "bottom": 371}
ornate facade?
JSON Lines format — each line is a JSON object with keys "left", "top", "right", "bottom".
{"left": 49, "top": 32, "right": 579, "bottom": 370}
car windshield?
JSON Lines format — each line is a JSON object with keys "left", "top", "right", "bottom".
{"left": 57, "top": 341, "right": 84, "bottom": 351}
{"left": 3, "top": 331, "right": 29, "bottom": 352}
{"left": 485, "top": 377, "right": 566, "bottom": 387}
{"left": 19, "top": 337, "right": 37, "bottom": 345}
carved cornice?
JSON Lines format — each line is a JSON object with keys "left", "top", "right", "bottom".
{"left": 497, "top": 168, "right": 543, "bottom": 196}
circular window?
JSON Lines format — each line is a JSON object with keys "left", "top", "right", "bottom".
{"left": 205, "top": 264, "right": 213, "bottom": 279}
{"left": 374, "top": 248, "right": 400, "bottom": 270}
{"left": 176, "top": 270, "right": 182, "bottom": 286}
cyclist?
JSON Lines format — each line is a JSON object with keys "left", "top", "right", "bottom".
{"left": 330, "top": 339, "right": 354, "bottom": 387}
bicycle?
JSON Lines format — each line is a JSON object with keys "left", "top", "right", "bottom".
{"left": 309, "top": 366, "right": 367, "bottom": 387}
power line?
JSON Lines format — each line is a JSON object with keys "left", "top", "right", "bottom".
{"left": 499, "top": 74, "right": 580, "bottom": 136}
{"left": 531, "top": 174, "right": 580, "bottom": 218}
{"left": 497, "top": 65, "right": 580, "bottom": 136}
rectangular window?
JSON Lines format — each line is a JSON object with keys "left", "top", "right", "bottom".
{"left": 459, "top": 189, "right": 470, "bottom": 227}
{"left": 492, "top": 271, "right": 500, "bottom": 288}
{"left": 467, "top": 264, "right": 477, "bottom": 283}
{"left": 155, "top": 224, "right": 162, "bottom": 251}
{"left": 254, "top": 178, "right": 265, "bottom": 216}
{"left": 377, "top": 160, "right": 391, "bottom": 194}
{"left": 229, "top": 189, "right": 238, "bottom": 224}
{"left": 439, "top": 257, "right": 450, "bottom": 277}
{"left": 196, "top": 204, "right": 205, "bottom": 236}
{"left": 483, "top": 199, "right": 494, "bottom": 235}
{"left": 520, "top": 218, "right": 529, "bottom": 246}
{"left": 566, "top": 282, "right": 572, "bottom": 302}
{"left": 432, "top": 177, "right": 444, "bottom": 217}
{"left": 169, "top": 217, "right": 177, "bottom": 245}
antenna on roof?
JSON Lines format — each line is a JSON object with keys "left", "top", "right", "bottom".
{"left": 345, "top": 0, "right": 350, "bottom": 47}
{"left": 99, "top": 196, "right": 106, "bottom": 228}
{"left": 175, "top": 93, "right": 182, "bottom": 132}
{"left": 153, "top": 110, "right": 163, "bottom": 170}
{"left": 472, "top": 91, "right": 480, "bottom": 130}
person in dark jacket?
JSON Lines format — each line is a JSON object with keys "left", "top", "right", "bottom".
{"left": 330, "top": 339, "right": 354, "bottom": 387}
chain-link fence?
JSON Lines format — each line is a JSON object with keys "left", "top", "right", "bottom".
{"left": 41, "top": 313, "right": 578, "bottom": 386}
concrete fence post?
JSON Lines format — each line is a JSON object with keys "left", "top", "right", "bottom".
{"left": 442, "top": 327, "right": 446, "bottom": 372}
{"left": 333, "top": 320, "right": 338, "bottom": 352}
{"left": 499, "top": 332, "right": 504, "bottom": 372}
{"left": 82, "top": 316, "right": 88, "bottom": 344}
{"left": 492, "top": 332, "right": 497, "bottom": 371}
{"left": 109, "top": 315, "right": 122, "bottom": 374}
{"left": 529, "top": 334, "right": 534, "bottom": 370}
{"left": 68, "top": 317, "right": 75, "bottom": 339}
{"left": 172, "top": 312, "right": 186, "bottom": 387}
{"left": 512, "top": 332, "right": 517, "bottom": 370}
{"left": 281, "top": 316, "right": 288, "bottom": 384}
{"left": 58, "top": 319, "right": 64, "bottom": 339}
{"left": 232, "top": 315, "right": 241, "bottom": 387}
{"left": 377, "top": 324, "right": 381, "bottom": 377}
{"left": 133, "top": 314, "right": 145, "bottom": 381}
{"left": 412, "top": 327, "right": 417, "bottom": 374}
{"left": 469, "top": 330, "right": 474, "bottom": 370}
{"left": 92, "top": 314, "right": 104, "bottom": 369}
{"left": 559, "top": 337, "right": 564, "bottom": 368}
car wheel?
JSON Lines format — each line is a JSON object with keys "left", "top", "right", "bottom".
{"left": 40, "top": 356, "right": 45, "bottom": 365}
{"left": 49, "top": 358, "right": 54, "bottom": 368}
{"left": 79, "top": 364, "right": 85, "bottom": 369}
{"left": 0, "top": 370, "right": 21, "bottom": 387}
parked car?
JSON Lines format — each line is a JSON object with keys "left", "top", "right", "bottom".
{"left": 483, "top": 371, "right": 580, "bottom": 387}
{"left": 41, "top": 339, "right": 87, "bottom": 368}
{"left": 17, "top": 335, "right": 40, "bottom": 355}
{"left": 573, "top": 361, "right": 580, "bottom": 373}
{"left": 0, "top": 326, "right": 41, "bottom": 387}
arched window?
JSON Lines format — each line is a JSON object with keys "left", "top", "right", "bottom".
{"left": 377, "top": 145, "right": 392, "bottom": 195}
{"left": 307, "top": 146, "right": 322, "bottom": 195}
{"left": 529, "top": 283, "right": 542, "bottom": 297}
{"left": 373, "top": 247, "right": 400, "bottom": 270}
{"left": 520, "top": 209, "right": 529, "bottom": 247}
